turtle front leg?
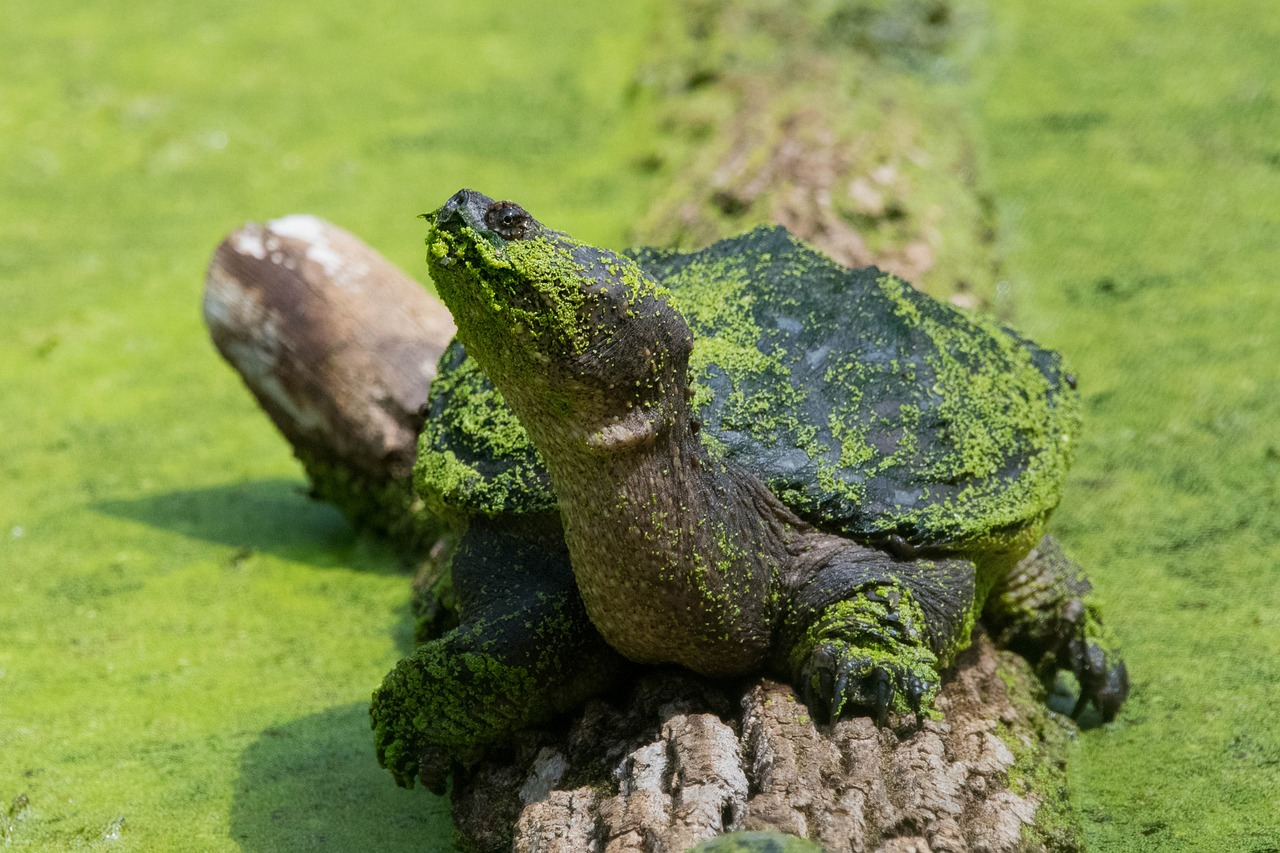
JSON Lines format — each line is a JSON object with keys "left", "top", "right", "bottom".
{"left": 983, "top": 535, "right": 1128, "bottom": 721}
{"left": 782, "top": 540, "right": 977, "bottom": 727}
{"left": 371, "top": 519, "right": 628, "bottom": 792}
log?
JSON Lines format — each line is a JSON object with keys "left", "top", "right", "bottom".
{"left": 203, "top": 221, "right": 1082, "bottom": 852}
{"left": 455, "top": 637, "right": 1079, "bottom": 853}
{"left": 203, "top": 215, "right": 454, "bottom": 552}
{"left": 627, "top": 0, "right": 999, "bottom": 310}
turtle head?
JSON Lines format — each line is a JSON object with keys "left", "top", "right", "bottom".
{"left": 426, "top": 190, "right": 693, "bottom": 451}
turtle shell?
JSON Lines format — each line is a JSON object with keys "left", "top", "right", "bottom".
{"left": 415, "top": 226, "right": 1080, "bottom": 552}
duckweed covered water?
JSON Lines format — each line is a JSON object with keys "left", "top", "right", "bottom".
{"left": 979, "top": 1, "right": 1280, "bottom": 848}
{"left": 0, "top": 0, "right": 661, "bottom": 849}
{"left": 4, "top": 0, "right": 1278, "bottom": 850}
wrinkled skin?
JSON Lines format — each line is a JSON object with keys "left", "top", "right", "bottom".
{"left": 370, "top": 190, "right": 1127, "bottom": 792}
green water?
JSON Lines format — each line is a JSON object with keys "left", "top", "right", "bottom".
{"left": 980, "top": 1, "right": 1280, "bottom": 849}
{"left": 4, "top": 0, "right": 1277, "bottom": 850}
{"left": 0, "top": 1, "right": 659, "bottom": 849}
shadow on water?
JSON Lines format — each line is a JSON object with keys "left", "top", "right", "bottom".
{"left": 95, "top": 478, "right": 408, "bottom": 574}
{"left": 97, "top": 479, "right": 423, "bottom": 652}
{"left": 229, "top": 702, "right": 456, "bottom": 852}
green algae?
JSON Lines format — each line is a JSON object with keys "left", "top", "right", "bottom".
{"left": 431, "top": 227, "right": 596, "bottom": 356}
{"left": 8, "top": 0, "right": 1275, "bottom": 848}
{"left": 869, "top": 273, "right": 1080, "bottom": 550}
{"left": 634, "top": 231, "right": 1079, "bottom": 564}
{"left": 790, "top": 586, "right": 941, "bottom": 719}
{"left": 427, "top": 219, "right": 668, "bottom": 374}
{"left": 662, "top": 257, "right": 820, "bottom": 457}
{"left": 978, "top": 0, "right": 1280, "bottom": 848}
{"left": 415, "top": 343, "right": 553, "bottom": 519}
{"left": 0, "top": 0, "right": 666, "bottom": 848}
{"left": 371, "top": 618, "right": 541, "bottom": 785}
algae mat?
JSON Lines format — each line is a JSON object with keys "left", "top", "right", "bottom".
{"left": 0, "top": 0, "right": 661, "bottom": 849}
{"left": 5, "top": 0, "right": 1279, "bottom": 851}
{"left": 979, "top": 1, "right": 1280, "bottom": 849}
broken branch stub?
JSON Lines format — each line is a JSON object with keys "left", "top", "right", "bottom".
{"left": 202, "top": 215, "right": 455, "bottom": 550}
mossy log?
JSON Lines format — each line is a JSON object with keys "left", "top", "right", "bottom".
{"left": 203, "top": 221, "right": 1082, "bottom": 852}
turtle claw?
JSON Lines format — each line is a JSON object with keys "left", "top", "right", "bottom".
{"left": 800, "top": 641, "right": 939, "bottom": 729}
{"left": 1065, "top": 630, "right": 1129, "bottom": 722}
{"left": 868, "top": 666, "right": 893, "bottom": 728}
{"left": 904, "top": 672, "right": 928, "bottom": 730}
{"left": 990, "top": 537, "right": 1130, "bottom": 722}
{"left": 832, "top": 668, "right": 852, "bottom": 721}
{"left": 1032, "top": 591, "right": 1129, "bottom": 723}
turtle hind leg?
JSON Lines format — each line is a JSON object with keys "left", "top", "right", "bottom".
{"left": 984, "top": 535, "right": 1129, "bottom": 722}
{"left": 371, "top": 518, "right": 628, "bottom": 792}
{"left": 783, "top": 540, "right": 978, "bottom": 729}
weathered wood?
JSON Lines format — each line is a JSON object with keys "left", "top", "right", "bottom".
{"left": 203, "top": 215, "right": 454, "bottom": 550}
{"left": 454, "top": 634, "right": 1077, "bottom": 853}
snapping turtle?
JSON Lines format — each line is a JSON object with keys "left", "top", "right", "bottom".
{"left": 371, "top": 189, "right": 1128, "bottom": 791}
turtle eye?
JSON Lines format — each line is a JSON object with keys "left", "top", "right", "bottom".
{"left": 485, "top": 201, "right": 531, "bottom": 240}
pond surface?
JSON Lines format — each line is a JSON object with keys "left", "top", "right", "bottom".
{"left": 0, "top": 0, "right": 659, "bottom": 849}
{"left": 979, "top": 1, "right": 1280, "bottom": 849}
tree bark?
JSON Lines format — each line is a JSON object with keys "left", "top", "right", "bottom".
{"left": 452, "top": 634, "right": 1079, "bottom": 853}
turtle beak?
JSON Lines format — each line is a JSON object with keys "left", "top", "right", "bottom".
{"left": 436, "top": 188, "right": 496, "bottom": 233}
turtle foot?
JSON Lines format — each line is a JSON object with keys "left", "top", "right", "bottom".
{"left": 799, "top": 638, "right": 940, "bottom": 728}
{"left": 986, "top": 535, "right": 1130, "bottom": 723}
{"left": 1059, "top": 603, "right": 1129, "bottom": 723}
{"left": 369, "top": 636, "right": 511, "bottom": 792}
{"left": 1022, "top": 585, "right": 1129, "bottom": 722}
{"left": 369, "top": 654, "right": 457, "bottom": 792}
{"left": 789, "top": 579, "right": 948, "bottom": 729}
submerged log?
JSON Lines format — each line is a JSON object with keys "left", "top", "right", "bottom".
{"left": 203, "top": 221, "right": 1081, "bottom": 852}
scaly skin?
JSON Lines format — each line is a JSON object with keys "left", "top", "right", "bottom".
{"left": 985, "top": 535, "right": 1128, "bottom": 720}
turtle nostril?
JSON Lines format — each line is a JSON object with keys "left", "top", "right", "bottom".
{"left": 435, "top": 189, "right": 500, "bottom": 233}
{"left": 436, "top": 192, "right": 469, "bottom": 230}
